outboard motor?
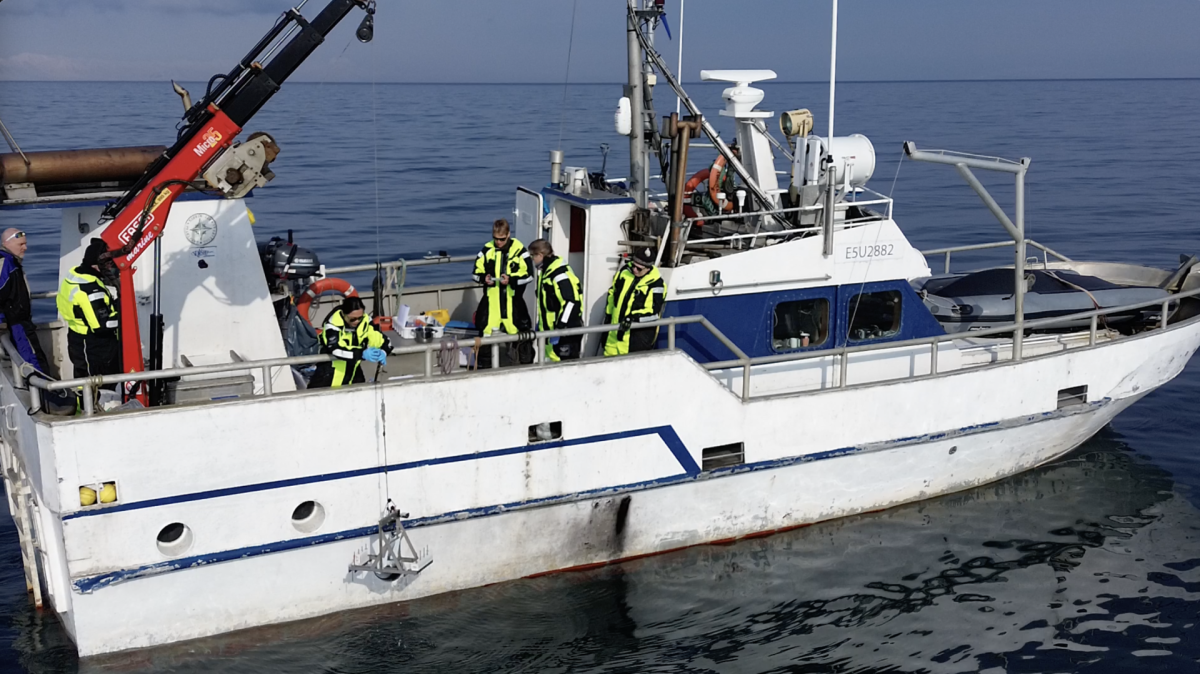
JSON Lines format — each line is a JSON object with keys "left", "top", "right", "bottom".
{"left": 257, "top": 231, "right": 323, "bottom": 361}
{"left": 258, "top": 231, "right": 321, "bottom": 295}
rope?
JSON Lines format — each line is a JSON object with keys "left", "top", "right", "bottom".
{"left": 437, "top": 337, "right": 459, "bottom": 375}
{"left": 555, "top": 0, "right": 580, "bottom": 151}
{"left": 283, "top": 35, "right": 356, "bottom": 139}
{"left": 843, "top": 151, "right": 905, "bottom": 343}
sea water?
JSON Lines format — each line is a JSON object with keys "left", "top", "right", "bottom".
{"left": 0, "top": 79, "right": 1198, "bottom": 673}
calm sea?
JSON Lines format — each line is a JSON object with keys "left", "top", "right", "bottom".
{"left": 0, "top": 79, "right": 1198, "bottom": 673}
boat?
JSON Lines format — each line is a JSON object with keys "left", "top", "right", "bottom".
{"left": 1, "top": 0, "right": 1199, "bottom": 659}
{"left": 917, "top": 266, "right": 1184, "bottom": 333}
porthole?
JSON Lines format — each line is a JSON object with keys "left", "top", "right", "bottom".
{"left": 291, "top": 500, "right": 326, "bottom": 534}
{"left": 156, "top": 522, "right": 194, "bottom": 557}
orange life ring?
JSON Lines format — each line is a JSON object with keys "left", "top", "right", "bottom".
{"left": 297, "top": 278, "right": 358, "bottom": 326}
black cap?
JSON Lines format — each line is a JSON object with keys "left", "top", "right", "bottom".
{"left": 632, "top": 246, "right": 655, "bottom": 268}
{"left": 81, "top": 238, "right": 110, "bottom": 269}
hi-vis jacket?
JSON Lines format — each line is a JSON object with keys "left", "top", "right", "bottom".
{"left": 604, "top": 264, "right": 666, "bottom": 356}
{"left": 472, "top": 238, "right": 532, "bottom": 334}
{"left": 56, "top": 266, "right": 119, "bottom": 337}
{"left": 317, "top": 309, "right": 390, "bottom": 387}
{"left": 536, "top": 255, "right": 582, "bottom": 331}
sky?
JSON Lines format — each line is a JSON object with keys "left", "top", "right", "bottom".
{"left": 2, "top": 0, "right": 1200, "bottom": 83}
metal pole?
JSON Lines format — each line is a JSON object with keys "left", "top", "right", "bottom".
{"left": 821, "top": 0, "right": 838, "bottom": 258}
{"left": 1013, "top": 164, "right": 1026, "bottom": 361}
{"left": 423, "top": 348, "right": 433, "bottom": 379}
{"left": 668, "top": 323, "right": 676, "bottom": 350}
{"left": 823, "top": 160, "right": 836, "bottom": 256}
{"left": 626, "top": 1, "right": 646, "bottom": 209}
{"left": 930, "top": 342, "right": 939, "bottom": 375}
{"left": 675, "top": 0, "right": 685, "bottom": 115}
{"left": 741, "top": 361, "right": 751, "bottom": 401}
{"left": 943, "top": 251, "right": 951, "bottom": 274}
{"left": 262, "top": 365, "right": 273, "bottom": 396}
{"left": 827, "top": 0, "right": 838, "bottom": 146}
{"left": 82, "top": 384, "right": 94, "bottom": 416}
{"left": 1089, "top": 315, "right": 1097, "bottom": 346}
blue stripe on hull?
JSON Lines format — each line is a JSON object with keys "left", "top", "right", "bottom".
{"left": 64, "top": 426, "right": 701, "bottom": 522}
{"left": 71, "top": 399, "right": 1108, "bottom": 593}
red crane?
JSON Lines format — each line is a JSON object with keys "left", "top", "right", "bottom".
{"left": 96, "top": 0, "right": 376, "bottom": 403}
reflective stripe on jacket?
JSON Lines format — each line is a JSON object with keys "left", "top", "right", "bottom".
{"left": 472, "top": 238, "right": 532, "bottom": 334}
{"left": 318, "top": 309, "right": 390, "bottom": 387}
{"left": 604, "top": 264, "right": 666, "bottom": 356}
{"left": 56, "top": 266, "right": 118, "bottom": 336}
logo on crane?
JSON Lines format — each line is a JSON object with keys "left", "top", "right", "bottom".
{"left": 192, "top": 128, "right": 224, "bottom": 158}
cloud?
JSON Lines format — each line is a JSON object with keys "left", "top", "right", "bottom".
{"left": 0, "top": 51, "right": 229, "bottom": 81}
{"left": 1, "top": 0, "right": 283, "bottom": 16}
{"left": 0, "top": 52, "right": 87, "bottom": 80}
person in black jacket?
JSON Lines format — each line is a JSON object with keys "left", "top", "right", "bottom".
{"left": 0, "top": 229, "right": 47, "bottom": 372}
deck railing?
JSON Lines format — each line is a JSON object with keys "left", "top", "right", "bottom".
{"left": 700, "top": 284, "right": 1199, "bottom": 396}
{"left": 18, "top": 281, "right": 1199, "bottom": 416}
{"left": 920, "top": 239, "right": 1073, "bottom": 275}
{"left": 22, "top": 315, "right": 748, "bottom": 416}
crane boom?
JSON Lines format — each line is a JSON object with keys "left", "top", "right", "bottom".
{"left": 96, "top": 0, "right": 375, "bottom": 402}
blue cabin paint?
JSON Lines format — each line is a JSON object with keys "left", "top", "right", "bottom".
{"left": 660, "top": 280, "right": 945, "bottom": 363}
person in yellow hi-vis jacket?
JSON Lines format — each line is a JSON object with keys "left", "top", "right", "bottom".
{"left": 57, "top": 238, "right": 121, "bottom": 380}
{"left": 529, "top": 239, "right": 582, "bottom": 361}
{"left": 604, "top": 246, "right": 666, "bottom": 356}
{"left": 472, "top": 218, "right": 533, "bottom": 366}
{"left": 309, "top": 297, "right": 392, "bottom": 388}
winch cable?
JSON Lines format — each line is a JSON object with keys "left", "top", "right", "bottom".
{"left": 843, "top": 152, "right": 904, "bottom": 345}
{"left": 282, "top": 35, "right": 357, "bottom": 142}
{"left": 555, "top": 0, "right": 580, "bottom": 152}
{"left": 367, "top": 33, "right": 392, "bottom": 510}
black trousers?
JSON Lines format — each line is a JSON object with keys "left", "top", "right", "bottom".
{"left": 67, "top": 331, "right": 120, "bottom": 386}
{"left": 474, "top": 294, "right": 534, "bottom": 368}
{"left": 552, "top": 334, "right": 583, "bottom": 360}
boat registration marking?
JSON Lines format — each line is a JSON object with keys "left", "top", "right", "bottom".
{"left": 841, "top": 243, "right": 898, "bottom": 261}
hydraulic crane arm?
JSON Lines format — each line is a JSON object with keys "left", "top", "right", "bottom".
{"left": 95, "top": 0, "right": 375, "bottom": 402}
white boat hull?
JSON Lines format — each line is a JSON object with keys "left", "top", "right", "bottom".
{"left": 12, "top": 314, "right": 1194, "bottom": 657}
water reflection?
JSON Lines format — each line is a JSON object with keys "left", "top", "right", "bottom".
{"left": 0, "top": 427, "right": 1183, "bottom": 673}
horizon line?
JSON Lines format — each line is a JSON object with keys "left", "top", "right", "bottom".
{"left": 2, "top": 76, "right": 1199, "bottom": 85}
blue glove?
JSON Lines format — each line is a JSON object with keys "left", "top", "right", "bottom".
{"left": 548, "top": 337, "right": 560, "bottom": 346}
{"left": 363, "top": 347, "right": 386, "bottom": 364}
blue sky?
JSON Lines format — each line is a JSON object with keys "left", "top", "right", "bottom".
{"left": 2, "top": 0, "right": 1200, "bottom": 83}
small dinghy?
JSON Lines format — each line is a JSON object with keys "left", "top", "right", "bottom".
{"left": 918, "top": 268, "right": 1174, "bottom": 332}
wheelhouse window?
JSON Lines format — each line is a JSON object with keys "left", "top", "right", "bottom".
{"left": 848, "top": 290, "right": 902, "bottom": 342}
{"left": 773, "top": 299, "right": 829, "bottom": 351}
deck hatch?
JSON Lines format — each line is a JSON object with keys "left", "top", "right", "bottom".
{"left": 1057, "top": 385, "right": 1088, "bottom": 409}
{"left": 702, "top": 442, "right": 745, "bottom": 470}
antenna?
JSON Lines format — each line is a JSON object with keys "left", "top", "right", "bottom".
{"left": 827, "top": 0, "right": 838, "bottom": 144}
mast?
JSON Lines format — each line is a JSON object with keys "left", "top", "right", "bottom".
{"left": 822, "top": 0, "right": 839, "bottom": 257}
{"left": 626, "top": 0, "right": 646, "bottom": 209}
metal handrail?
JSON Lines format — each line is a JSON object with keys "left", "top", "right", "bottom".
{"left": 679, "top": 196, "right": 892, "bottom": 228}
{"left": 25, "top": 315, "right": 752, "bottom": 415}
{"left": 921, "top": 239, "right": 1073, "bottom": 274}
{"left": 324, "top": 255, "right": 473, "bottom": 276}
{"left": 701, "top": 284, "right": 1200, "bottom": 392}
{"left": 21, "top": 257, "right": 1197, "bottom": 413}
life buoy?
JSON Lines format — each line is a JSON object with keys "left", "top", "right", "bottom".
{"left": 297, "top": 278, "right": 358, "bottom": 326}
